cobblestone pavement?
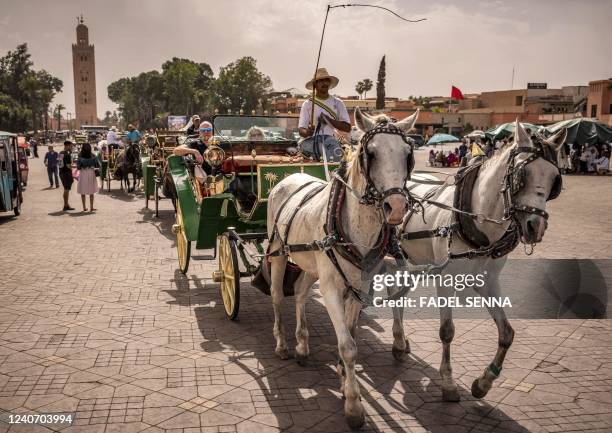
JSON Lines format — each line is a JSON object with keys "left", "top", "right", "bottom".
{"left": 0, "top": 148, "right": 611, "bottom": 433}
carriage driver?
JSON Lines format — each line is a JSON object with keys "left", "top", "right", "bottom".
{"left": 173, "top": 121, "right": 213, "bottom": 175}
{"left": 298, "top": 68, "right": 351, "bottom": 162}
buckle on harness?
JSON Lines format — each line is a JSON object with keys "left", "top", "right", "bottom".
{"left": 282, "top": 245, "right": 291, "bottom": 255}
{"left": 315, "top": 234, "right": 338, "bottom": 251}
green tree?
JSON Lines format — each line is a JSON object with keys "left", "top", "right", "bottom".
{"left": 362, "top": 78, "right": 373, "bottom": 99}
{"left": 211, "top": 57, "right": 272, "bottom": 113}
{"left": 355, "top": 81, "right": 365, "bottom": 99}
{"left": 0, "top": 44, "right": 63, "bottom": 132}
{"left": 376, "top": 55, "right": 386, "bottom": 109}
{"left": 162, "top": 58, "right": 213, "bottom": 114}
{"left": 103, "top": 110, "right": 112, "bottom": 125}
{"left": 54, "top": 104, "right": 65, "bottom": 130}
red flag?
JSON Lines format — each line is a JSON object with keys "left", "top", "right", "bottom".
{"left": 451, "top": 85, "right": 464, "bottom": 100}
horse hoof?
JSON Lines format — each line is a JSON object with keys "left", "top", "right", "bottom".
{"left": 275, "top": 348, "right": 290, "bottom": 360}
{"left": 346, "top": 411, "right": 365, "bottom": 430}
{"left": 471, "top": 378, "right": 488, "bottom": 399}
{"left": 392, "top": 346, "right": 407, "bottom": 361}
{"left": 296, "top": 353, "right": 309, "bottom": 366}
{"left": 442, "top": 387, "right": 461, "bottom": 402}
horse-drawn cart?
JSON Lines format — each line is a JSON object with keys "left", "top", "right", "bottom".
{"left": 141, "top": 130, "right": 182, "bottom": 215}
{"left": 169, "top": 114, "right": 337, "bottom": 319}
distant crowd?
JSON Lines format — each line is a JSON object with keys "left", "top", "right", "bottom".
{"left": 428, "top": 137, "right": 611, "bottom": 175}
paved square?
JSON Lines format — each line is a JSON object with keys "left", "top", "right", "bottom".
{"left": 0, "top": 147, "right": 611, "bottom": 432}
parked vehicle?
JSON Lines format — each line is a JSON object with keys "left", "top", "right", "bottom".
{"left": 0, "top": 132, "right": 24, "bottom": 216}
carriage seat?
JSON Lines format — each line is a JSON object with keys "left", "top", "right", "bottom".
{"left": 222, "top": 155, "right": 305, "bottom": 173}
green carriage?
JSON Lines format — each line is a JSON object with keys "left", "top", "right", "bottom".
{"left": 141, "top": 130, "right": 183, "bottom": 215}
{"left": 168, "top": 114, "right": 337, "bottom": 319}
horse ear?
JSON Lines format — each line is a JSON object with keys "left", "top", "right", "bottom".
{"left": 355, "top": 107, "right": 375, "bottom": 132}
{"left": 514, "top": 119, "right": 532, "bottom": 147}
{"left": 395, "top": 109, "right": 419, "bottom": 133}
{"left": 545, "top": 128, "right": 566, "bottom": 155}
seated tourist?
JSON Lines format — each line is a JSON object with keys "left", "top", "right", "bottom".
{"left": 246, "top": 126, "right": 266, "bottom": 141}
{"left": 173, "top": 121, "right": 213, "bottom": 174}
{"left": 596, "top": 154, "right": 609, "bottom": 175}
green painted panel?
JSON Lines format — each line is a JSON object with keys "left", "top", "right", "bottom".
{"left": 140, "top": 157, "right": 155, "bottom": 196}
{"left": 257, "top": 163, "right": 338, "bottom": 200}
{"left": 168, "top": 155, "right": 199, "bottom": 241}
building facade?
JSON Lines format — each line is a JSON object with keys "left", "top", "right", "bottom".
{"left": 587, "top": 79, "right": 612, "bottom": 125}
{"left": 71, "top": 16, "right": 98, "bottom": 127}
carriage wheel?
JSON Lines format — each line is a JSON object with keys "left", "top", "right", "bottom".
{"left": 214, "top": 234, "right": 240, "bottom": 320}
{"left": 173, "top": 203, "right": 191, "bottom": 274}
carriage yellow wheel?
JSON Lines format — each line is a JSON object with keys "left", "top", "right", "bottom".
{"left": 173, "top": 203, "right": 191, "bottom": 274}
{"left": 215, "top": 234, "right": 240, "bottom": 320}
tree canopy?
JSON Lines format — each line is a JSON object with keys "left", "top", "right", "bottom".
{"left": 0, "top": 44, "right": 63, "bottom": 132}
{"left": 107, "top": 56, "right": 271, "bottom": 128}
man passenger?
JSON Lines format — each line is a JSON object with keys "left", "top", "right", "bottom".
{"left": 173, "top": 121, "right": 213, "bottom": 175}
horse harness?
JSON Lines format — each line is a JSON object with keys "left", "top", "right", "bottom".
{"left": 268, "top": 122, "right": 415, "bottom": 306}
{"left": 402, "top": 140, "right": 562, "bottom": 260}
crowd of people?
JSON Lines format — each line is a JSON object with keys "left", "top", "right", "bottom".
{"left": 427, "top": 135, "right": 611, "bottom": 176}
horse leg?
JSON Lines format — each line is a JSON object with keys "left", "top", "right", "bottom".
{"left": 270, "top": 255, "right": 290, "bottom": 360}
{"left": 471, "top": 276, "right": 514, "bottom": 398}
{"left": 389, "top": 284, "right": 410, "bottom": 361}
{"left": 294, "top": 273, "right": 317, "bottom": 365}
{"left": 438, "top": 283, "right": 460, "bottom": 402}
{"left": 321, "top": 282, "right": 364, "bottom": 429}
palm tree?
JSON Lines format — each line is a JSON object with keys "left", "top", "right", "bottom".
{"left": 355, "top": 81, "right": 365, "bottom": 99}
{"left": 362, "top": 79, "right": 373, "bottom": 99}
{"left": 54, "top": 104, "right": 65, "bottom": 130}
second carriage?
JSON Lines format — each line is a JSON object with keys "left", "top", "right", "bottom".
{"left": 168, "top": 114, "right": 338, "bottom": 319}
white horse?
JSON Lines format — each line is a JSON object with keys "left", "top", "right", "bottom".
{"left": 266, "top": 108, "right": 418, "bottom": 428}
{"left": 396, "top": 121, "right": 566, "bottom": 401}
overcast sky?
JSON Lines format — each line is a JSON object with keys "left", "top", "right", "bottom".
{"left": 1, "top": 0, "right": 611, "bottom": 117}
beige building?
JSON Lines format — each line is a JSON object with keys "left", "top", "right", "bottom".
{"left": 72, "top": 16, "right": 98, "bottom": 127}
{"left": 587, "top": 79, "right": 612, "bottom": 125}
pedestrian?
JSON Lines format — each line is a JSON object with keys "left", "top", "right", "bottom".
{"left": 58, "top": 140, "right": 75, "bottom": 211}
{"left": 76, "top": 142, "right": 100, "bottom": 212}
{"left": 30, "top": 137, "right": 39, "bottom": 158}
{"left": 596, "top": 153, "right": 609, "bottom": 175}
{"left": 43, "top": 145, "right": 59, "bottom": 188}
{"left": 428, "top": 149, "right": 435, "bottom": 166}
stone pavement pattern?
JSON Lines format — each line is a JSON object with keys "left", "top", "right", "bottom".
{"left": 0, "top": 148, "right": 611, "bottom": 433}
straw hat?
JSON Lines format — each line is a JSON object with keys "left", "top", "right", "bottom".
{"left": 110, "top": 126, "right": 117, "bottom": 131}
{"left": 305, "top": 68, "right": 339, "bottom": 90}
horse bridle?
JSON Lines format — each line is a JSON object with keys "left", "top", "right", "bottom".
{"left": 358, "top": 121, "right": 415, "bottom": 208}
{"left": 501, "top": 139, "right": 562, "bottom": 222}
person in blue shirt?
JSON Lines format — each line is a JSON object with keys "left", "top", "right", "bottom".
{"left": 125, "top": 124, "right": 141, "bottom": 144}
{"left": 43, "top": 145, "right": 59, "bottom": 188}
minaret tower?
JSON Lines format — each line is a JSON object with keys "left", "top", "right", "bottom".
{"left": 72, "top": 15, "right": 98, "bottom": 126}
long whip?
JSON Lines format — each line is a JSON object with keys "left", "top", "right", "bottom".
{"left": 310, "top": 3, "right": 426, "bottom": 127}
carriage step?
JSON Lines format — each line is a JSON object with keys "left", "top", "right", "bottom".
{"left": 191, "top": 254, "right": 216, "bottom": 261}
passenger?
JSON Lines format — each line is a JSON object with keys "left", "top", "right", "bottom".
{"left": 298, "top": 68, "right": 350, "bottom": 162}
{"left": 186, "top": 115, "right": 201, "bottom": 136}
{"left": 107, "top": 126, "right": 121, "bottom": 151}
{"left": 246, "top": 126, "right": 266, "bottom": 141}
{"left": 173, "top": 121, "right": 213, "bottom": 174}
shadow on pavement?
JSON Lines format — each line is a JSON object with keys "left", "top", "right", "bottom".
{"left": 164, "top": 273, "right": 532, "bottom": 433}
{"left": 136, "top": 207, "right": 176, "bottom": 244}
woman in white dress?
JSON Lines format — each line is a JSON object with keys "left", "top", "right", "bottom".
{"left": 76, "top": 142, "right": 100, "bottom": 212}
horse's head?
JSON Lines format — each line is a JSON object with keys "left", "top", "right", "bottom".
{"left": 508, "top": 120, "right": 566, "bottom": 244}
{"left": 353, "top": 107, "right": 418, "bottom": 225}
